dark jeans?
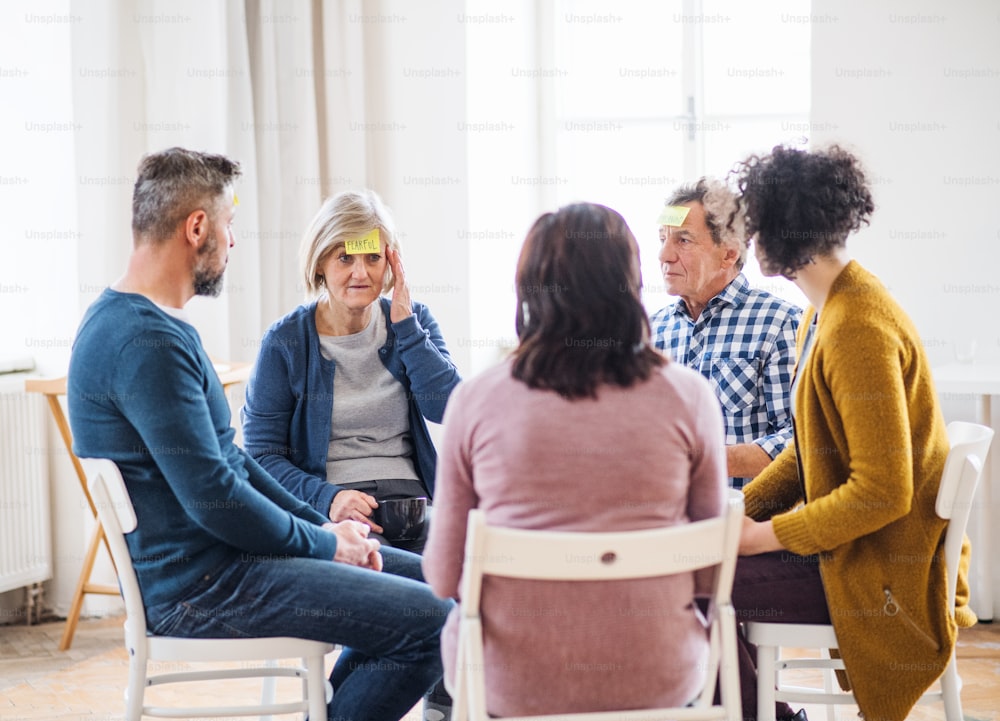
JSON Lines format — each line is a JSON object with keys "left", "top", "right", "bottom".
{"left": 732, "top": 550, "right": 831, "bottom": 721}
{"left": 146, "top": 546, "right": 453, "bottom": 721}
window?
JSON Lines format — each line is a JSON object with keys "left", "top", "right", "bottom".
{"left": 466, "top": 0, "right": 812, "bottom": 371}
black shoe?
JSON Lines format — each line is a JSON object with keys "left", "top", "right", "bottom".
{"left": 781, "top": 710, "right": 808, "bottom": 721}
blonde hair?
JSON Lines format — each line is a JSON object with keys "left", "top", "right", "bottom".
{"left": 299, "top": 189, "right": 400, "bottom": 298}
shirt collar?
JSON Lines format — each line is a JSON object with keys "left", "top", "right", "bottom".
{"left": 669, "top": 273, "right": 750, "bottom": 320}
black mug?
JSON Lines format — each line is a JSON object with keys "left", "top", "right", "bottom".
{"left": 372, "top": 497, "right": 427, "bottom": 541}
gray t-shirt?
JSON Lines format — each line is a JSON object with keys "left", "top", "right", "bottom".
{"left": 318, "top": 309, "right": 419, "bottom": 485}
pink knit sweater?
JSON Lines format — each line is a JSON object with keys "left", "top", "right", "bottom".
{"left": 423, "top": 359, "right": 727, "bottom": 716}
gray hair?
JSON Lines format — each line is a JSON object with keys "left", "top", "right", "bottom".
{"left": 299, "top": 189, "right": 401, "bottom": 298}
{"left": 131, "top": 147, "right": 242, "bottom": 243}
{"left": 665, "top": 177, "right": 748, "bottom": 269}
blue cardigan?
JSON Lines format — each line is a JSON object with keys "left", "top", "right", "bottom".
{"left": 68, "top": 290, "right": 338, "bottom": 609}
{"left": 242, "top": 296, "right": 461, "bottom": 515}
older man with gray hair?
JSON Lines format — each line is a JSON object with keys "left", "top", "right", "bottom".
{"left": 650, "top": 177, "right": 801, "bottom": 487}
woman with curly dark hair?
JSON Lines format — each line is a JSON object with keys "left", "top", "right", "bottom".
{"left": 731, "top": 145, "right": 975, "bottom": 721}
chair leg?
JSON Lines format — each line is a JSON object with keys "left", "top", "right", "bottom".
{"left": 820, "top": 650, "right": 837, "bottom": 721}
{"left": 125, "top": 654, "right": 147, "bottom": 721}
{"left": 450, "top": 627, "right": 468, "bottom": 721}
{"left": 720, "top": 611, "right": 742, "bottom": 721}
{"left": 306, "top": 652, "right": 328, "bottom": 721}
{"left": 58, "top": 523, "right": 104, "bottom": 650}
{"left": 756, "top": 642, "right": 778, "bottom": 721}
{"left": 260, "top": 659, "right": 277, "bottom": 721}
{"left": 939, "top": 656, "right": 964, "bottom": 721}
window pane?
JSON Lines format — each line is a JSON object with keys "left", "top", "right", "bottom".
{"left": 702, "top": 116, "right": 811, "bottom": 178}
{"left": 556, "top": 0, "right": 685, "bottom": 119}
{"left": 702, "top": 0, "right": 811, "bottom": 116}
{"left": 553, "top": 121, "right": 685, "bottom": 312}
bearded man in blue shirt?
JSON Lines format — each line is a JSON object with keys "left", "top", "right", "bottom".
{"left": 68, "top": 147, "right": 451, "bottom": 721}
{"left": 650, "top": 178, "right": 801, "bottom": 488}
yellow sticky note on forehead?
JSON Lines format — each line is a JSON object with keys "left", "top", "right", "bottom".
{"left": 345, "top": 228, "right": 381, "bottom": 255}
{"left": 658, "top": 205, "right": 691, "bottom": 227}
{"left": 233, "top": 193, "right": 239, "bottom": 206}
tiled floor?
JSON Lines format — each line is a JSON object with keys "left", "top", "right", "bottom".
{"left": 1, "top": 614, "right": 998, "bottom": 720}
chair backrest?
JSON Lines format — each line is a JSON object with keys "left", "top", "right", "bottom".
{"left": 938, "top": 421, "right": 994, "bottom": 610}
{"left": 81, "top": 458, "right": 149, "bottom": 640}
{"left": 457, "top": 489, "right": 744, "bottom": 720}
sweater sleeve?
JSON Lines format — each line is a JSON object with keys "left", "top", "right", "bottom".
{"left": 392, "top": 302, "right": 461, "bottom": 423}
{"left": 741, "top": 444, "right": 802, "bottom": 520}
{"left": 118, "top": 330, "right": 338, "bottom": 560}
{"left": 772, "top": 312, "right": 915, "bottom": 555}
{"left": 242, "top": 326, "right": 340, "bottom": 516}
{"left": 242, "top": 451, "right": 330, "bottom": 525}
{"left": 422, "top": 380, "right": 477, "bottom": 600}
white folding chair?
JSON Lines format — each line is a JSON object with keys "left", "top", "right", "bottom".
{"left": 450, "top": 488, "right": 745, "bottom": 721}
{"left": 82, "top": 457, "right": 333, "bottom": 721}
{"left": 745, "top": 420, "right": 994, "bottom": 721}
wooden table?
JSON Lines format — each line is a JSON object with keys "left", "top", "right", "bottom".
{"left": 933, "top": 362, "right": 1000, "bottom": 622}
{"left": 25, "top": 361, "right": 251, "bottom": 650}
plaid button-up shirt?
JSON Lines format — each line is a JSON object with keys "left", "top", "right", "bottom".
{"left": 650, "top": 274, "right": 801, "bottom": 488}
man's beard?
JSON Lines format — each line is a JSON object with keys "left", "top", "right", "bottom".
{"left": 193, "top": 232, "right": 226, "bottom": 297}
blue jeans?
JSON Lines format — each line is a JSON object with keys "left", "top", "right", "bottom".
{"left": 145, "top": 546, "right": 453, "bottom": 721}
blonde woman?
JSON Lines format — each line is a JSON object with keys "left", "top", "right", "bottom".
{"left": 243, "top": 190, "right": 461, "bottom": 553}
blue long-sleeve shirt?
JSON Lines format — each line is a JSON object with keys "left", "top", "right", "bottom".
{"left": 241, "top": 296, "right": 461, "bottom": 515}
{"left": 68, "top": 289, "right": 338, "bottom": 608}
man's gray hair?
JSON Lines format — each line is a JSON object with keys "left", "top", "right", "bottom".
{"left": 664, "top": 177, "right": 748, "bottom": 269}
{"left": 132, "top": 147, "right": 242, "bottom": 244}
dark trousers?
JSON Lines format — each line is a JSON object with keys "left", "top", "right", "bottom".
{"left": 732, "top": 550, "right": 831, "bottom": 721}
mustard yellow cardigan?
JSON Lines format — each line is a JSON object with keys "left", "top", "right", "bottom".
{"left": 743, "top": 261, "right": 974, "bottom": 721}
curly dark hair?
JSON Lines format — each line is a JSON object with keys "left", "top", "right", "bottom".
{"left": 512, "top": 203, "right": 664, "bottom": 400}
{"left": 731, "top": 144, "right": 874, "bottom": 278}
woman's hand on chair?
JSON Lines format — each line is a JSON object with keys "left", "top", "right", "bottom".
{"left": 324, "top": 520, "right": 384, "bottom": 571}
{"left": 330, "top": 490, "right": 383, "bottom": 534}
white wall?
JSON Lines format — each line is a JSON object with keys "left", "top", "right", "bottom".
{"left": 811, "top": 0, "right": 1000, "bottom": 618}
{"left": 811, "top": 0, "right": 1000, "bottom": 366}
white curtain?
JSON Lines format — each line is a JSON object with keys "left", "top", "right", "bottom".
{"left": 67, "top": 0, "right": 394, "bottom": 365}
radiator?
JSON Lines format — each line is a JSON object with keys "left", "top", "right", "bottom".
{"left": 0, "top": 373, "right": 52, "bottom": 594}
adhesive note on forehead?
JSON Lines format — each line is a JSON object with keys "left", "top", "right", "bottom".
{"left": 345, "top": 228, "right": 381, "bottom": 255}
{"left": 233, "top": 193, "right": 239, "bottom": 206}
{"left": 657, "top": 205, "right": 691, "bottom": 227}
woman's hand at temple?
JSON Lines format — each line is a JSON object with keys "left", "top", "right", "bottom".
{"left": 386, "top": 246, "right": 413, "bottom": 323}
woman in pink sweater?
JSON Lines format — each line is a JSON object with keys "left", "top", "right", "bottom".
{"left": 422, "top": 202, "right": 728, "bottom": 716}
